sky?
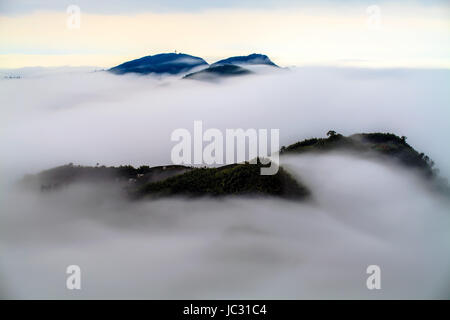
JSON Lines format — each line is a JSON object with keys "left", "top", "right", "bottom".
{"left": 0, "top": 0, "right": 449, "bottom": 68}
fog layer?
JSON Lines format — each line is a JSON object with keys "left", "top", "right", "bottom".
{"left": 1, "top": 67, "right": 449, "bottom": 182}
{"left": 0, "top": 67, "right": 449, "bottom": 298}
{"left": 1, "top": 154, "right": 449, "bottom": 299}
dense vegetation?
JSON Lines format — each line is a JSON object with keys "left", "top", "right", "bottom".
{"left": 282, "top": 132, "right": 438, "bottom": 178}
{"left": 22, "top": 164, "right": 191, "bottom": 191}
{"left": 133, "top": 161, "right": 308, "bottom": 199}
{"left": 22, "top": 132, "right": 448, "bottom": 199}
{"left": 22, "top": 161, "right": 308, "bottom": 200}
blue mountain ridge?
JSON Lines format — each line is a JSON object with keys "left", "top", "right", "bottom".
{"left": 109, "top": 53, "right": 208, "bottom": 75}
{"left": 108, "top": 53, "right": 278, "bottom": 76}
{"left": 211, "top": 53, "right": 278, "bottom": 67}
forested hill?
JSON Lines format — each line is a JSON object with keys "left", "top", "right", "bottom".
{"left": 20, "top": 132, "right": 448, "bottom": 199}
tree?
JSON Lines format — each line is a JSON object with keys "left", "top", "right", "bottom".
{"left": 327, "top": 130, "right": 337, "bottom": 137}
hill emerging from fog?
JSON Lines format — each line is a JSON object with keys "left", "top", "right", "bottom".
{"left": 109, "top": 53, "right": 208, "bottom": 75}
{"left": 184, "top": 54, "right": 278, "bottom": 80}
{"left": 108, "top": 53, "right": 279, "bottom": 78}
{"left": 211, "top": 53, "right": 278, "bottom": 68}
{"left": 282, "top": 132, "right": 437, "bottom": 177}
{"left": 20, "top": 132, "right": 448, "bottom": 200}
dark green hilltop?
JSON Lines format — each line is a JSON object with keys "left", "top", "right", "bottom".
{"left": 21, "top": 132, "right": 448, "bottom": 200}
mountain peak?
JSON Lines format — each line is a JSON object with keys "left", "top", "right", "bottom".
{"left": 109, "top": 53, "right": 208, "bottom": 75}
{"left": 211, "top": 53, "right": 278, "bottom": 67}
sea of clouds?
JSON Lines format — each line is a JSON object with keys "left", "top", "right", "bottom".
{"left": 0, "top": 66, "right": 449, "bottom": 298}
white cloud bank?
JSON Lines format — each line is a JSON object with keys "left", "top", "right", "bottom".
{"left": 0, "top": 67, "right": 449, "bottom": 298}
{"left": 1, "top": 66, "right": 449, "bottom": 181}
{"left": 1, "top": 153, "right": 449, "bottom": 299}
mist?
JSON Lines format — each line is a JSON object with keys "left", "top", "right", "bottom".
{"left": 1, "top": 66, "right": 449, "bottom": 182}
{"left": 1, "top": 153, "right": 449, "bottom": 299}
{"left": 1, "top": 66, "right": 450, "bottom": 298}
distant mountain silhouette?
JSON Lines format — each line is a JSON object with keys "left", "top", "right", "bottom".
{"left": 211, "top": 53, "right": 278, "bottom": 67}
{"left": 109, "top": 53, "right": 279, "bottom": 77}
{"left": 183, "top": 65, "right": 252, "bottom": 80}
{"left": 109, "top": 53, "right": 208, "bottom": 75}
